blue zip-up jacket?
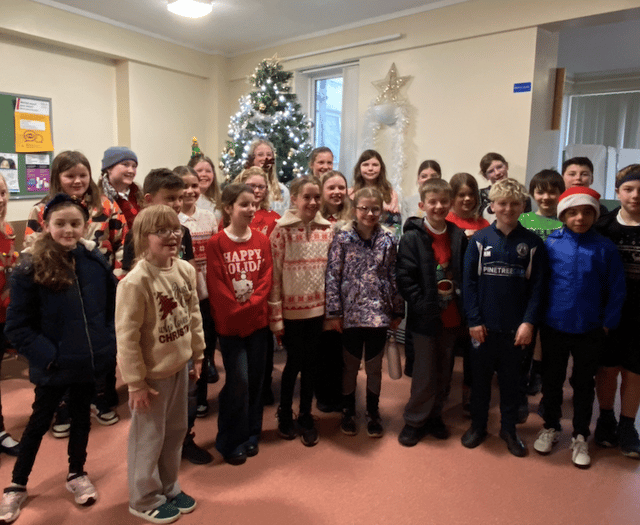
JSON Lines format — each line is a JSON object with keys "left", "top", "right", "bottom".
{"left": 5, "top": 239, "right": 117, "bottom": 386}
{"left": 545, "top": 226, "right": 626, "bottom": 334}
{"left": 463, "top": 222, "right": 546, "bottom": 332}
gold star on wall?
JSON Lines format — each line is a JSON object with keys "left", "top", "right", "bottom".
{"left": 372, "top": 63, "right": 410, "bottom": 104}
{"left": 265, "top": 53, "right": 280, "bottom": 67}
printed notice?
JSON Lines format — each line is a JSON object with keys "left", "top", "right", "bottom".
{"left": 25, "top": 153, "right": 50, "bottom": 193}
{"left": 0, "top": 153, "right": 19, "bottom": 193}
{"left": 15, "top": 98, "right": 54, "bottom": 152}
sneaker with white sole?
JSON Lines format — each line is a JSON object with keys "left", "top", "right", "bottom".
{"left": 129, "top": 502, "right": 181, "bottom": 524}
{"left": 90, "top": 404, "right": 119, "bottom": 426}
{"left": 571, "top": 435, "right": 590, "bottom": 469}
{"left": 168, "top": 492, "right": 196, "bottom": 514}
{"left": 0, "top": 489, "right": 27, "bottom": 523}
{"left": 533, "top": 428, "right": 559, "bottom": 455}
{"left": 65, "top": 475, "right": 97, "bottom": 506}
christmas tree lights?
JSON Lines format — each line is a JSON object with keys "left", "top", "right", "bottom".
{"left": 220, "top": 54, "right": 314, "bottom": 184}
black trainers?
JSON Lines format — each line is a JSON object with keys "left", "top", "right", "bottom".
{"left": 398, "top": 424, "right": 426, "bottom": 447}
{"left": 340, "top": 410, "right": 358, "bottom": 436}
{"left": 181, "top": 433, "right": 213, "bottom": 464}
{"left": 366, "top": 411, "right": 383, "bottom": 438}
{"left": 297, "top": 413, "right": 319, "bottom": 447}
{"left": 594, "top": 411, "right": 619, "bottom": 448}
{"left": 619, "top": 420, "right": 640, "bottom": 459}
{"left": 461, "top": 426, "right": 487, "bottom": 449}
{"left": 276, "top": 406, "right": 297, "bottom": 440}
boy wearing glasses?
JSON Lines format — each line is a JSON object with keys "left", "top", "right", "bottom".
{"left": 396, "top": 179, "right": 467, "bottom": 446}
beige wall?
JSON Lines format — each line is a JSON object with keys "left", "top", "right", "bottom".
{"left": 2, "top": 0, "right": 640, "bottom": 222}
{"left": 0, "top": 36, "right": 117, "bottom": 221}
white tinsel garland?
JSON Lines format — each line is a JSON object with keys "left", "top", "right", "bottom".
{"left": 362, "top": 101, "right": 410, "bottom": 214}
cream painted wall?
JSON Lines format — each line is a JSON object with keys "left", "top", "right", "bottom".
{"left": 127, "top": 62, "right": 208, "bottom": 178}
{"left": 358, "top": 28, "right": 539, "bottom": 199}
{"left": 0, "top": 37, "right": 117, "bottom": 222}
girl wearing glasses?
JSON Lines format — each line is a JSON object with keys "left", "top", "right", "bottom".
{"left": 325, "top": 188, "right": 404, "bottom": 438}
{"left": 237, "top": 167, "right": 280, "bottom": 239}
{"left": 116, "top": 204, "right": 204, "bottom": 523}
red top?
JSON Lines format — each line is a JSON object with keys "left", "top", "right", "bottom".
{"left": 427, "top": 226, "right": 461, "bottom": 328}
{"left": 0, "top": 223, "right": 17, "bottom": 323}
{"left": 446, "top": 212, "right": 489, "bottom": 238}
{"left": 251, "top": 209, "right": 280, "bottom": 239}
{"left": 206, "top": 229, "right": 273, "bottom": 337}
{"left": 115, "top": 184, "right": 142, "bottom": 230}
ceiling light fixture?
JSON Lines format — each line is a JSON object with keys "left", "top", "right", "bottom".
{"left": 167, "top": 0, "right": 213, "bottom": 18}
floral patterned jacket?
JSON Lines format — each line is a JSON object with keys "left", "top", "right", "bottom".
{"left": 325, "top": 222, "right": 404, "bottom": 328}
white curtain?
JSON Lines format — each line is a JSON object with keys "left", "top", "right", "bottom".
{"left": 567, "top": 91, "right": 640, "bottom": 149}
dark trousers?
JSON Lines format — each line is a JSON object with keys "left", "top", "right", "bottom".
{"left": 314, "top": 329, "right": 343, "bottom": 408}
{"left": 216, "top": 327, "right": 268, "bottom": 456}
{"left": 0, "top": 323, "right": 6, "bottom": 432}
{"left": 12, "top": 382, "right": 95, "bottom": 486}
{"left": 195, "top": 299, "right": 217, "bottom": 408}
{"left": 404, "top": 328, "right": 458, "bottom": 427}
{"left": 540, "top": 326, "right": 603, "bottom": 438}
{"left": 470, "top": 331, "right": 524, "bottom": 435}
{"left": 280, "top": 317, "right": 323, "bottom": 415}
{"left": 342, "top": 327, "right": 387, "bottom": 406}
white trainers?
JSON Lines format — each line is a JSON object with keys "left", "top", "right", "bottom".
{"left": 533, "top": 428, "right": 558, "bottom": 455}
{"left": 0, "top": 489, "right": 28, "bottom": 523}
{"left": 90, "top": 404, "right": 119, "bottom": 426}
{"left": 65, "top": 475, "right": 97, "bottom": 506}
{"left": 571, "top": 435, "right": 591, "bottom": 469}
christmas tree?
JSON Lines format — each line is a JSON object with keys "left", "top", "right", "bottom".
{"left": 220, "top": 54, "right": 313, "bottom": 184}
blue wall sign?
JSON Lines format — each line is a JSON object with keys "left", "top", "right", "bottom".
{"left": 513, "top": 82, "right": 532, "bottom": 93}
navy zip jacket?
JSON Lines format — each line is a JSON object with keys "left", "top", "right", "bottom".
{"left": 5, "top": 240, "right": 117, "bottom": 386}
{"left": 545, "top": 226, "right": 625, "bottom": 334}
{"left": 463, "top": 222, "right": 546, "bottom": 332}
{"left": 397, "top": 217, "right": 467, "bottom": 336}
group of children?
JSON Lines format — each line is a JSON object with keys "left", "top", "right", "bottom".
{"left": 0, "top": 141, "right": 637, "bottom": 525}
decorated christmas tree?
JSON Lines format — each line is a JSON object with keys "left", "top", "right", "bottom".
{"left": 220, "top": 54, "right": 313, "bottom": 184}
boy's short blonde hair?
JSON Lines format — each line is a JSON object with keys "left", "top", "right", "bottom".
{"left": 419, "top": 178, "right": 452, "bottom": 202}
{"left": 488, "top": 178, "right": 528, "bottom": 203}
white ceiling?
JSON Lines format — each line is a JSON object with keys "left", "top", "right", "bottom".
{"left": 31, "top": 0, "right": 466, "bottom": 56}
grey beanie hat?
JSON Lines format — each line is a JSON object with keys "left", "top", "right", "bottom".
{"left": 101, "top": 147, "right": 138, "bottom": 171}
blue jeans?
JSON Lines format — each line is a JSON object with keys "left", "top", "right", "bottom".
{"left": 216, "top": 327, "right": 268, "bottom": 456}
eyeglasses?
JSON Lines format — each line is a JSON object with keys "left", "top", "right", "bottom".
{"left": 355, "top": 205, "right": 382, "bottom": 216}
{"left": 247, "top": 183, "right": 267, "bottom": 191}
{"left": 151, "top": 228, "right": 183, "bottom": 239}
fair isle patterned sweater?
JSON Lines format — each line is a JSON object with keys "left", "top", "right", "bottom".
{"left": 268, "top": 210, "right": 334, "bottom": 331}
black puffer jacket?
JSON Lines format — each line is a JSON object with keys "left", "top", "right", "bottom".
{"left": 5, "top": 240, "right": 117, "bottom": 386}
{"left": 396, "top": 217, "right": 467, "bottom": 336}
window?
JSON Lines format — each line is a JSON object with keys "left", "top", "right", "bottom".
{"left": 297, "top": 63, "right": 359, "bottom": 179}
{"left": 314, "top": 77, "right": 343, "bottom": 164}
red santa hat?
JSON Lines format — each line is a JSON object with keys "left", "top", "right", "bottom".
{"left": 557, "top": 186, "right": 601, "bottom": 220}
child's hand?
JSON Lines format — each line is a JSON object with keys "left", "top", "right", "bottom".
{"left": 190, "top": 360, "right": 203, "bottom": 381}
{"left": 469, "top": 325, "right": 487, "bottom": 344}
{"left": 129, "top": 388, "right": 159, "bottom": 412}
{"left": 514, "top": 322, "right": 534, "bottom": 347}
{"left": 326, "top": 318, "right": 343, "bottom": 333}
{"left": 273, "top": 328, "right": 284, "bottom": 346}
{"left": 390, "top": 318, "right": 402, "bottom": 331}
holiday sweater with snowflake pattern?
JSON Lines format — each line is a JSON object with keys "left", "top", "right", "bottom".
{"left": 206, "top": 228, "right": 273, "bottom": 338}
{"left": 268, "top": 209, "right": 334, "bottom": 332}
{"left": 115, "top": 258, "right": 205, "bottom": 392}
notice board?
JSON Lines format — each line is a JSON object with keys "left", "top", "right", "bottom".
{"left": 0, "top": 92, "right": 52, "bottom": 199}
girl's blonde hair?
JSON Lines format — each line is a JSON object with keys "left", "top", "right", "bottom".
{"left": 320, "top": 171, "right": 350, "bottom": 221}
{"left": 352, "top": 187, "right": 384, "bottom": 210}
{"left": 188, "top": 154, "right": 222, "bottom": 209}
{"left": 290, "top": 175, "right": 321, "bottom": 199}
{"left": 219, "top": 183, "right": 255, "bottom": 228}
{"left": 352, "top": 150, "right": 392, "bottom": 204}
{"left": 132, "top": 205, "right": 181, "bottom": 262}
{"left": 244, "top": 139, "right": 283, "bottom": 203}
{"left": 0, "top": 172, "right": 8, "bottom": 224}
{"left": 236, "top": 167, "right": 270, "bottom": 210}
{"left": 33, "top": 200, "right": 88, "bottom": 291}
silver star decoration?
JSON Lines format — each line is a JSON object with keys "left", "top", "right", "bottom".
{"left": 372, "top": 63, "right": 410, "bottom": 104}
